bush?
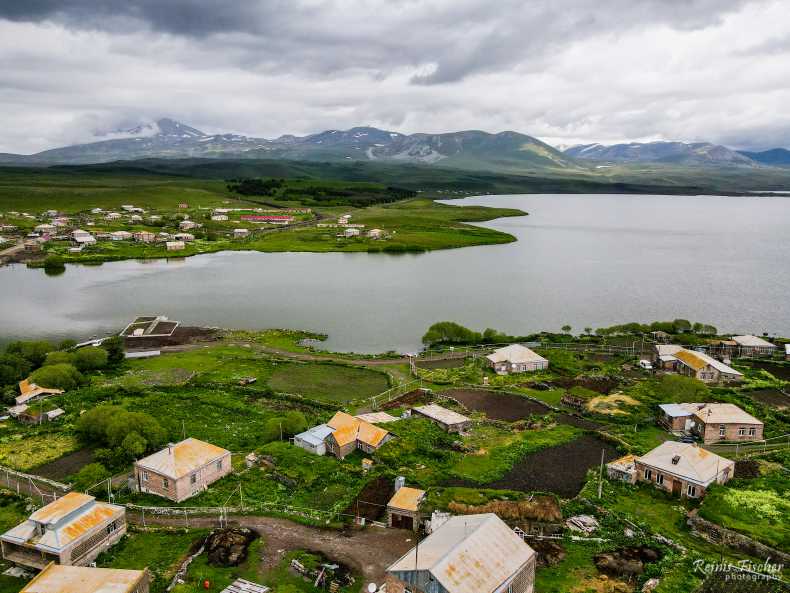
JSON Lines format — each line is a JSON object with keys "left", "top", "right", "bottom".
{"left": 73, "top": 347, "right": 108, "bottom": 372}
{"left": 5, "top": 341, "right": 54, "bottom": 367}
{"left": 76, "top": 405, "right": 167, "bottom": 459}
{"left": 44, "top": 351, "right": 74, "bottom": 366}
{"left": 71, "top": 463, "right": 111, "bottom": 491}
{"left": 262, "top": 411, "right": 308, "bottom": 442}
{"left": 0, "top": 353, "right": 32, "bottom": 387}
{"left": 29, "top": 363, "right": 82, "bottom": 390}
{"left": 102, "top": 336, "right": 125, "bottom": 366}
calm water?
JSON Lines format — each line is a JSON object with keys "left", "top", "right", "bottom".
{"left": 1, "top": 194, "right": 789, "bottom": 352}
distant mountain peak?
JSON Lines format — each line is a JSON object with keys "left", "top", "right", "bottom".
{"left": 154, "top": 118, "right": 206, "bottom": 138}
{"left": 565, "top": 140, "right": 755, "bottom": 166}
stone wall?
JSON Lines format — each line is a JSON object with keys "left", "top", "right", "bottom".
{"left": 687, "top": 509, "right": 790, "bottom": 564}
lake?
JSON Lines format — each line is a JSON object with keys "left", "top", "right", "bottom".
{"left": 1, "top": 193, "right": 789, "bottom": 352}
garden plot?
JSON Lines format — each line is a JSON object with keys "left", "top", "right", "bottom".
{"left": 451, "top": 435, "right": 619, "bottom": 498}
{"left": 0, "top": 433, "right": 80, "bottom": 471}
{"left": 31, "top": 448, "right": 94, "bottom": 481}
{"left": 442, "top": 388, "right": 552, "bottom": 421}
{"left": 748, "top": 388, "right": 790, "bottom": 410}
{"left": 415, "top": 357, "right": 467, "bottom": 369}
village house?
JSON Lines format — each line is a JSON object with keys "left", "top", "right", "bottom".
{"left": 16, "top": 379, "right": 63, "bottom": 407}
{"left": 486, "top": 344, "right": 549, "bottom": 375}
{"left": 179, "top": 220, "right": 199, "bottom": 231}
{"left": 731, "top": 335, "right": 777, "bottom": 357}
{"left": 233, "top": 228, "right": 250, "bottom": 239}
{"left": 120, "top": 205, "right": 136, "bottom": 212}
{"left": 658, "top": 402, "right": 763, "bottom": 442}
{"left": 165, "top": 241, "right": 185, "bottom": 251}
{"left": 19, "top": 563, "right": 150, "bottom": 593}
{"left": 606, "top": 454, "right": 639, "bottom": 484}
{"left": 105, "top": 212, "right": 122, "bottom": 220}
{"left": 71, "top": 229, "right": 95, "bottom": 245}
{"left": 1, "top": 493, "right": 126, "bottom": 569}
{"left": 386, "top": 485, "right": 426, "bottom": 531}
{"left": 129, "top": 215, "right": 143, "bottom": 222}
{"left": 134, "top": 438, "right": 232, "bottom": 503}
{"left": 211, "top": 214, "right": 229, "bottom": 221}
{"left": 173, "top": 232, "right": 195, "bottom": 242}
{"left": 367, "top": 228, "right": 383, "bottom": 239}
{"left": 295, "top": 412, "right": 393, "bottom": 459}
{"left": 634, "top": 441, "right": 734, "bottom": 498}
{"left": 412, "top": 404, "right": 472, "bottom": 433}
{"left": 386, "top": 513, "right": 537, "bottom": 593}
{"left": 90, "top": 208, "right": 103, "bottom": 214}
{"left": 786, "top": 344, "right": 790, "bottom": 361}
{"left": 133, "top": 231, "right": 156, "bottom": 243}
{"left": 652, "top": 345, "right": 742, "bottom": 383}
{"left": 343, "top": 227, "right": 360, "bottom": 238}
{"left": 111, "top": 230, "right": 133, "bottom": 241}
{"left": 690, "top": 403, "right": 763, "bottom": 443}
{"left": 34, "top": 224, "right": 56, "bottom": 234}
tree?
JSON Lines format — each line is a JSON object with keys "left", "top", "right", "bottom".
{"left": 73, "top": 347, "right": 108, "bottom": 372}
{"left": 121, "top": 432, "right": 148, "bottom": 458}
{"left": 5, "top": 341, "right": 54, "bottom": 367}
{"left": 102, "top": 336, "right": 125, "bottom": 366}
{"left": 58, "top": 339, "right": 77, "bottom": 351}
{"left": 29, "top": 363, "right": 82, "bottom": 390}
{"left": 655, "top": 374, "right": 710, "bottom": 403}
{"left": 421, "top": 321, "right": 481, "bottom": 346}
{"left": 0, "top": 353, "right": 32, "bottom": 386}
{"left": 584, "top": 327, "right": 592, "bottom": 336}
{"left": 71, "top": 463, "right": 111, "bottom": 491}
{"left": 44, "top": 351, "right": 74, "bottom": 366}
{"left": 561, "top": 325, "right": 572, "bottom": 334}
{"left": 283, "top": 411, "right": 308, "bottom": 435}
{"left": 673, "top": 319, "right": 692, "bottom": 333}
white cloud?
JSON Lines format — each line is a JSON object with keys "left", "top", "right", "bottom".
{"left": 0, "top": 0, "right": 788, "bottom": 153}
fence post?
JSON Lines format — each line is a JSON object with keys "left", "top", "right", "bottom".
{"left": 184, "top": 509, "right": 189, "bottom": 529}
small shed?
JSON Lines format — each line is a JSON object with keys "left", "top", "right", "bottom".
{"left": 412, "top": 404, "right": 471, "bottom": 433}
{"left": 387, "top": 486, "right": 426, "bottom": 531}
{"left": 293, "top": 424, "right": 333, "bottom": 456}
{"left": 606, "top": 454, "right": 638, "bottom": 484}
{"left": 233, "top": 229, "right": 250, "bottom": 239}
{"left": 166, "top": 241, "right": 185, "bottom": 251}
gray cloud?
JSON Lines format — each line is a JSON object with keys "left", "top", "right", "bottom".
{"left": 0, "top": 0, "right": 788, "bottom": 153}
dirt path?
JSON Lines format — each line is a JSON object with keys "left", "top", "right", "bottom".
{"left": 128, "top": 513, "right": 414, "bottom": 586}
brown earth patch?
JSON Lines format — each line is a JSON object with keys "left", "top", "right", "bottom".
{"left": 415, "top": 358, "right": 466, "bottom": 369}
{"left": 381, "top": 388, "right": 433, "bottom": 410}
{"left": 743, "top": 361, "right": 790, "bottom": 380}
{"left": 441, "top": 388, "right": 552, "bottom": 421}
{"left": 549, "top": 376, "right": 620, "bottom": 394}
{"left": 748, "top": 388, "right": 790, "bottom": 410}
{"left": 448, "top": 435, "right": 619, "bottom": 498}
{"left": 31, "top": 448, "right": 94, "bottom": 481}
{"left": 344, "top": 476, "right": 394, "bottom": 523}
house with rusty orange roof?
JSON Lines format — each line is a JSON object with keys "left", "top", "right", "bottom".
{"left": 386, "top": 485, "right": 426, "bottom": 531}
{"left": 15, "top": 379, "right": 63, "bottom": 407}
{"left": 134, "top": 438, "right": 232, "bottom": 503}
{"left": 324, "top": 412, "right": 393, "bottom": 459}
{"left": 0, "top": 492, "right": 126, "bottom": 570}
{"left": 652, "top": 346, "right": 742, "bottom": 384}
{"left": 634, "top": 441, "right": 734, "bottom": 499}
{"left": 19, "top": 563, "right": 150, "bottom": 593}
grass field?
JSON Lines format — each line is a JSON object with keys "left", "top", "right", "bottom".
{"left": 268, "top": 362, "right": 389, "bottom": 402}
{"left": 0, "top": 432, "right": 80, "bottom": 471}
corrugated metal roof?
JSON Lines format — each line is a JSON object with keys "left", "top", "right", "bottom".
{"left": 20, "top": 564, "right": 145, "bottom": 593}
{"left": 135, "top": 438, "right": 229, "bottom": 480}
{"left": 413, "top": 404, "right": 470, "bottom": 426}
{"left": 388, "top": 487, "right": 426, "bottom": 512}
{"left": 220, "top": 578, "right": 271, "bottom": 593}
{"left": 637, "top": 442, "right": 734, "bottom": 486}
{"left": 658, "top": 403, "right": 697, "bottom": 418}
{"left": 485, "top": 344, "right": 547, "bottom": 365}
{"left": 294, "top": 424, "right": 333, "bottom": 447}
{"left": 732, "top": 335, "right": 776, "bottom": 348}
{"left": 327, "top": 412, "right": 390, "bottom": 448}
{"left": 30, "top": 493, "right": 93, "bottom": 525}
{"left": 693, "top": 403, "right": 761, "bottom": 425}
{"left": 355, "top": 412, "right": 398, "bottom": 424}
{"left": 388, "top": 513, "right": 535, "bottom": 593}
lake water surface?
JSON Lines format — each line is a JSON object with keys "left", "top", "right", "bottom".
{"left": 1, "top": 194, "right": 789, "bottom": 352}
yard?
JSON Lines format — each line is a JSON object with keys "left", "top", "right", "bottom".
{"left": 268, "top": 362, "right": 389, "bottom": 403}
{"left": 0, "top": 432, "right": 80, "bottom": 471}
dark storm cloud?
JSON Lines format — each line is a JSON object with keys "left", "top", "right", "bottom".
{"left": 0, "top": 0, "right": 752, "bottom": 84}
{"left": 0, "top": 0, "right": 788, "bottom": 153}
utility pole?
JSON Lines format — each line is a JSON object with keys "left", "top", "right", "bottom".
{"left": 182, "top": 420, "right": 186, "bottom": 441}
{"left": 597, "top": 449, "right": 605, "bottom": 499}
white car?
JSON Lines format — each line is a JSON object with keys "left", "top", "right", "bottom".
{"left": 638, "top": 359, "right": 653, "bottom": 370}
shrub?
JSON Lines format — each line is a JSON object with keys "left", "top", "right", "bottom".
{"left": 29, "top": 363, "right": 82, "bottom": 390}
{"left": 655, "top": 374, "right": 709, "bottom": 403}
{"left": 101, "top": 336, "right": 125, "bottom": 366}
{"left": 73, "top": 347, "right": 108, "bottom": 372}
{"left": 44, "top": 351, "right": 74, "bottom": 366}
{"left": 5, "top": 340, "right": 54, "bottom": 367}
{"left": 71, "top": 463, "right": 111, "bottom": 491}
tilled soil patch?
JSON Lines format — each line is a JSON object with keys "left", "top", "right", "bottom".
{"left": 549, "top": 376, "right": 620, "bottom": 395}
{"left": 744, "top": 361, "right": 790, "bottom": 381}
{"left": 344, "top": 476, "right": 394, "bottom": 523}
{"left": 748, "top": 388, "right": 790, "bottom": 410}
{"left": 31, "top": 448, "right": 94, "bottom": 481}
{"left": 416, "top": 358, "right": 466, "bottom": 369}
{"left": 381, "top": 388, "right": 433, "bottom": 410}
{"left": 448, "top": 435, "right": 619, "bottom": 498}
{"left": 442, "top": 388, "right": 552, "bottom": 421}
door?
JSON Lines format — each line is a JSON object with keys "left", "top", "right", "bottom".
{"left": 672, "top": 480, "right": 682, "bottom": 496}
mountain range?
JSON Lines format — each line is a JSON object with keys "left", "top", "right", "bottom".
{"left": 1, "top": 118, "right": 788, "bottom": 172}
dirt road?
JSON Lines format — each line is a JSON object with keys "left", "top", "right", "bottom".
{"left": 128, "top": 513, "right": 415, "bottom": 586}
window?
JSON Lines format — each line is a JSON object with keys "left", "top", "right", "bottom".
{"left": 687, "top": 484, "right": 697, "bottom": 497}
{"left": 644, "top": 469, "right": 652, "bottom": 481}
{"left": 719, "top": 425, "right": 726, "bottom": 437}
{"left": 141, "top": 471, "right": 149, "bottom": 482}
{"left": 163, "top": 478, "right": 169, "bottom": 489}
{"left": 738, "top": 427, "right": 746, "bottom": 436}
{"left": 190, "top": 474, "right": 197, "bottom": 484}
{"left": 749, "top": 427, "right": 756, "bottom": 437}
{"left": 106, "top": 520, "right": 119, "bottom": 535}
{"left": 656, "top": 474, "right": 664, "bottom": 486}
{"left": 216, "top": 459, "right": 223, "bottom": 471}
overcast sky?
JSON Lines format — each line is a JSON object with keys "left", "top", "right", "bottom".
{"left": 1, "top": 0, "right": 789, "bottom": 154}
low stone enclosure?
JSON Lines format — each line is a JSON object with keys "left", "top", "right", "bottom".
{"left": 687, "top": 509, "right": 790, "bottom": 565}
